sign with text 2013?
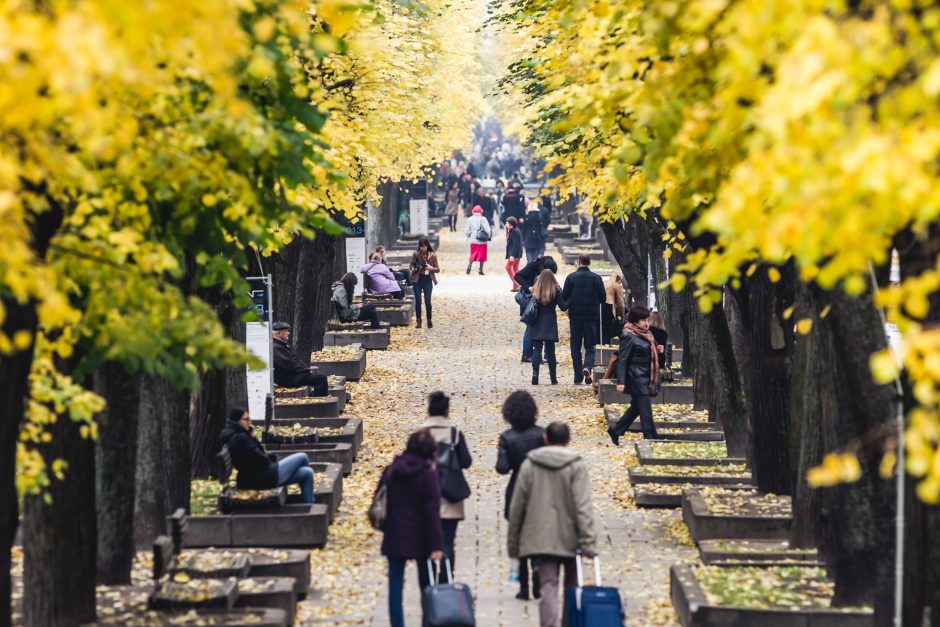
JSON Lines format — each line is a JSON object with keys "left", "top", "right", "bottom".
{"left": 248, "top": 277, "right": 271, "bottom": 322}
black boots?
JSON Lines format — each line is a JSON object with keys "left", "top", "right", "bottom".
{"left": 478, "top": 262, "right": 485, "bottom": 275}
{"left": 516, "top": 560, "right": 541, "bottom": 600}
{"left": 466, "top": 262, "right": 472, "bottom": 275}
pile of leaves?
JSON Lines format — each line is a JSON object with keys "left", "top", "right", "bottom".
{"left": 635, "top": 464, "right": 749, "bottom": 478}
{"left": 649, "top": 441, "right": 728, "bottom": 460}
{"left": 693, "top": 565, "right": 866, "bottom": 611}
{"left": 310, "top": 346, "right": 364, "bottom": 362}
{"left": 699, "top": 487, "right": 792, "bottom": 518}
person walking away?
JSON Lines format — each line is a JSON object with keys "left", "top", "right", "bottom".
{"left": 515, "top": 256, "right": 558, "bottom": 363}
{"left": 409, "top": 236, "right": 440, "bottom": 329}
{"left": 649, "top": 310, "right": 669, "bottom": 369}
{"left": 444, "top": 181, "right": 461, "bottom": 232}
{"left": 421, "top": 391, "right": 472, "bottom": 570}
{"left": 331, "top": 273, "right": 381, "bottom": 328}
{"left": 474, "top": 187, "right": 496, "bottom": 228}
{"left": 496, "top": 390, "right": 545, "bottom": 600}
{"left": 271, "top": 322, "right": 329, "bottom": 396}
{"left": 528, "top": 269, "right": 567, "bottom": 385}
{"left": 465, "top": 205, "right": 492, "bottom": 275}
{"left": 507, "top": 422, "right": 598, "bottom": 627}
{"left": 523, "top": 201, "right": 544, "bottom": 265}
{"left": 221, "top": 408, "right": 315, "bottom": 503}
{"left": 361, "top": 253, "right": 404, "bottom": 299}
{"left": 602, "top": 273, "right": 626, "bottom": 344}
{"left": 494, "top": 179, "right": 506, "bottom": 227}
{"left": 608, "top": 305, "right": 661, "bottom": 442}
{"left": 561, "top": 254, "right": 606, "bottom": 385}
{"left": 502, "top": 185, "right": 525, "bottom": 225}
{"left": 378, "top": 429, "right": 445, "bottom": 627}
{"left": 505, "top": 217, "right": 523, "bottom": 292}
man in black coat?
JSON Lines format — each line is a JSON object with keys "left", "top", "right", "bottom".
{"left": 514, "top": 256, "right": 558, "bottom": 362}
{"left": 561, "top": 254, "right": 606, "bottom": 384}
{"left": 272, "top": 322, "right": 329, "bottom": 396}
{"left": 474, "top": 188, "right": 496, "bottom": 226}
{"left": 502, "top": 187, "right": 525, "bottom": 224}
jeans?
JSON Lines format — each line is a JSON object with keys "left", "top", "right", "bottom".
{"left": 413, "top": 276, "right": 434, "bottom": 322}
{"left": 387, "top": 557, "right": 433, "bottom": 627}
{"left": 357, "top": 304, "right": 380, "bottom": 328}
{"left": 531, "top": 340, "right": 557, "bottom": 381}
{"left": 525, "top": 246, "right": 540, "bottom": 265}
{"left": 442, "top": 519, "right": 459, "bottom": 570}
{"left": 537, "top": 556, "right": 577, "bottom": 627}
{"left": 612, "top": 393, "right": 657, "bottom": 438}
{"left": 569, "top": 318, "right": 599, "bottom": 381}
{"left": 295, "top": 371, "right": 329, "bottom": 397}
{"left": 276, "top": 453, "right": 315, "bottom": 503}
{"left": 522, "top": 326, "right": 532, "bottom": 358}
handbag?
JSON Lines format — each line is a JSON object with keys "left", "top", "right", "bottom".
{"left": 520, "top": 296, "right": 539, "bottom": 325}
{"left": 422, "top": 559, "right": 475, "bottom": 627}
{"left": 514, "top": 290, "right": 530, "bottom": 308}
{"left": 368, "top": 481, "right": 388, "bottom": 530}
{"left": 436, "top": 428, "right": 471, "bottom": 502}
{"left": 474, "top": 218, "right": 491, "bottom": 242}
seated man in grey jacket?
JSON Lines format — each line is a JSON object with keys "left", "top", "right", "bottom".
{"left": 507, "top": 422, "right": 598, "bottom": 627}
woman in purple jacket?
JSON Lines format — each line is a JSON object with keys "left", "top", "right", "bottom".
{"left": 378, "top": 429, "right": 445, "bottom": 627}
{"left": 361, "top": 253, "right": 404, "bottom": 299}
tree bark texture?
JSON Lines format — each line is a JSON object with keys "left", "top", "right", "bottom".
{"left": 162, "top": 382, "right": 192, "bottom": 515}
{"left": 23, "top": 409, "right": 98, "bottom": 625}
{"left": 367, "top": 180, "right": 401, "bottom": 251}
{"left": 601, "top": 215, "right": 649, "bottom": 307}
{"left": 293, "top": 233, "right": 337, "bottom": 357}
{"left": 730, "top": 268, "right": 796, "bottom": 495}
{"left": 94, "top": 364, "right": 140, "bottom": 585}
{"left": 134, "top": 376, "right": 168, "bottom": 548}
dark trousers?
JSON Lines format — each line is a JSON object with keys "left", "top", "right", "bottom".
{"left": 387, "top": 557, "right": 433, "bottom": 627}
{"left": 442, "top": 519, "right": 459, "bottom": 570}
{"left": 612, "top": 393, "right": 657, "bottom": 438}
{"left": 522, "top": 326, "right": 532, "bottom": 358}
{"left": 389, "top": 289, "right": 404, "bottom": 300}
{"left": 531, "top": 340, "right": 557, "bottom": 381}
{"left": 600, "top": 303, "right": 619, "bottom": 344}
{"left": 569, "top": 318, "right": 598, "bottom": 380}
{"left": 413, "top": 276, "right": 434, "bottom": 322}
{"left": 447, "top": 214, "right": 458, "bottom": 231}
{"left": 518, "top": 556, "right": 540, "bottom": 595}
{"left": 295, "top": 372, "right": 329, "bottom": 397}
{"left": 357, "top": 304, "right": 380, "bottom": 328}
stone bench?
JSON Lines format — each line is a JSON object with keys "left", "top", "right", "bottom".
{"left": 324, "top": 328, "right": 390, "bottom": 350}
{"left": 681, "top": 487, "right": 791, "bottom": 543}
{"left": 597, "top": 379, "right": 696, "bottom": 406}
{"left": 634, "top": 440, "right": 744, "bottom": 466}
{"left": 268, "top": 443, "right": 355, "bottom": 475}
{"left": 375, "top": 305, "right": 412, "bottom": 326}
{"left": 273, "top": 395, "right": 341, "bottom": 419}
{"left": 309, "top": 347, "right": 367, "bottom": 381}
{"left": 266, "top": 416, "right": 363, "bottom": 460}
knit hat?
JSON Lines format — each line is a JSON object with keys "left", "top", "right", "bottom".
{"left": 472, "top": 205, "right": 484, "bottom": 214}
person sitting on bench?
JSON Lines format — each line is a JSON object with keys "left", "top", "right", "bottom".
{"left": 362, "top": 253, "right": 405, "bottom": 299}
{"left": 272, "top": 322, "right": 329, "bottom": 396}
{"left": 220, "top": 408, "right": 315, "bottom": 503}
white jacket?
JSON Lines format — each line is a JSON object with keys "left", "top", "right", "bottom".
{"left": 465, "top": 214, "right": 492, "bottom": 244}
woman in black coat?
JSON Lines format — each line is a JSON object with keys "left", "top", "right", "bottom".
{"left": 527, "top": 268, "right": 568, "bottom": 385}
{"left": 608, "top": 306, "right": 661, "bottom": 442}
{"left": 505, "top": 216, "right": 524, "bottom": 291}
{"left": 378, "top": 429, "right": 445, "bottom": 627}
{"left": 522, "top": 205, "right": 544, "bottom": 264}
{"left": 495, "top": 390, "right": 545, "bottom": 600}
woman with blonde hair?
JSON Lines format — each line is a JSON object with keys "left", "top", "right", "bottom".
{"left": 602, "top": 273, "right": 626, "bottom": 343}
{"left": 526, "top": 268, "right": 568, "bottom": 385}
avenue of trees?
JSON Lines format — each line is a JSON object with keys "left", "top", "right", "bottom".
{"left": 0, "top": 1, "right": 482, "bottom": 624}
{"left": 492, "top": 0, "right": 940, "bottom": 623}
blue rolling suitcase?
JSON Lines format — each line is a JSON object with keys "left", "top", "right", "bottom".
{"left": 565, "top": 553, "right": 625, "bottom": 627}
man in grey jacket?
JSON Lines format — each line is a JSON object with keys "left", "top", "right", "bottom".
{"left": 507, "top": 422, "right": 598, "bottom": 627}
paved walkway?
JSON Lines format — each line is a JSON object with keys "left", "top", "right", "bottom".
{"left": 297, "top": 215, "right": 694, "bottom": 625}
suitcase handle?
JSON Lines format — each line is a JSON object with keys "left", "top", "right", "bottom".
{"left": 426, "top": 557, "right": 454, "bottom": 585}
{"left": 574, "top": 551, "right": 602, "bottom": 587}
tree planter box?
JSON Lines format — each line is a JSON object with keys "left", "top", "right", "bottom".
{"left": 150, "top": 578, "right": 238, "bottom": 611}
{"left": 633, "top": 483, "right": 754, "bottom": 508}
{"left": 662, "top": 383, "right": 695, "bottom": 404}
{"left": 595, "top": 345, "right": 618, "bottom": 366}
{"left": 635, "top": 440, "right": 744, "bottom": 467}
{"left": 235, "top": 577, "right": 297, "bottom": 625}
{"left": 682, "top": 488, "right": 791, "bottom": 542}
{"left": 698, "top": 540, "right": 820, "bottom": 567}
{"left": 302, "top": 462, "right": 343, "bottom": 523}
{"left": 629, "top": 466, "right": 751, "bottom": 487}
{"left": 179, "top": 504, "right": 330, "bottom": 548}
{"left": 603, "top": 407, "right": 718, "bottom": 432}
{"left": 375, "top": 305, "right": 412, "bottom": 326}
{"left": 670, "top": 564, "right": 872, "bottom": 627}
{"left": 247, "top": 550, "right": 311, "bottom": 598}
{"left": 267, "top": 417, "right": 362, "bottom": 459}
{"left": 273, "top": 396, "right": 340, "bottom": 419}
{"left": 309, "top": 348, "right": 367, "bottom": 381}
{"left": 329, "top": 385, "right": 347, "bottom": 412}
{"left": 91, "top": 608, "right": 289, "bottom": 627}
{"left": 597, "top": 380, "right": 630, "bottom": 404}
{"left": 268, "top": 443, "right": 354, "bottom": 475}
{"left": 324, "top": 328, "right": 390, "bottom": 350}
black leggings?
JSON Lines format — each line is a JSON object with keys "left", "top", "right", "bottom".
{"left": 447, "top": 215, "right": 458, "bottom": 231}
{"left": 612, "top": 394, "right": 657, "bottom": 438}
{"left": 357, "top": 304, "right": 380, "bottom": 328}
{"left": 413, "top": 276, "right": 433, "bottom": 322}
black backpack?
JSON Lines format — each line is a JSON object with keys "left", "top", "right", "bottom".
{"left": 436, "top": 428, "right": 471, "bottom": 502}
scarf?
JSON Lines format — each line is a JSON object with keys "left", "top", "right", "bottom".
{"left": 623, "top": 322, "right": 660, "bottom": 387}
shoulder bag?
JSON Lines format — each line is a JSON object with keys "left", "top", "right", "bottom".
{"left": 520, "top": 296, "right": 539, "bottom": 325}
{"left": 436, "top": 428, "right": 471, "bottom": 502}
{"left": 368, "top": 479, "right": 388, "bottom": 530}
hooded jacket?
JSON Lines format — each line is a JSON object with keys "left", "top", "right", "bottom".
{"left": 379, "top": 452, "right": 445, "bottom": 559}
{"left": 219, "top": 421, "right": 278, "bottom": 489}
{"left": 331, "top": 281, "right": 360, "bottom": 322}
{"left": 507, "top": 446, "right": 597, "bottom": 559}
{"left": 360, "top": 261, "right": 400, "bottom": 295}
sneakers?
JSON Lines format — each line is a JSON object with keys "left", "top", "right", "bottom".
{"left": 607, "top": 428, "right": 620, "bottom": 446}
{"left": 582, "top": 368, "right": 593, "bottom": 385}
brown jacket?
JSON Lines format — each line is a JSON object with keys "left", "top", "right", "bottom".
{"left": 410, "top": 252, "right": 440, "bottom": 285}
{"left": 507, "top": 446, "right": 597, "bottom": 559}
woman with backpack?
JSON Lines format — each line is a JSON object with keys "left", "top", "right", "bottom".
{"left": 495, "top": 390, "right": 544, "bottom": 600}
{"left": 527, "top": 268, "right": 568, "bottom": 385}
{"left": 376, "top": 429, "right": 445, "bottom": 627}
{"left": 465, "top": 204, "right": 492, "bottom": 275}
{"left": 330, "top": 273, "right": 380, "bottom": 328}
{"left": 420, "top": 391, "right": 472, "bottom": 572}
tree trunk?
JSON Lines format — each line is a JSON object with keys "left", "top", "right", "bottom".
{"left": 367, "top": 180, "right": 401, "bottom": 251}
{"left": 293, "top": 233, "right": 337, "bottom": 357}
{"left": 601, "top": 215, "right": 649, "bottom": 307}
{"left": 134, "top": 376, "right": 168, "bottom": 548}
{"left": 94, "top": 364, "right": 140, "bottom": 584}
{"left": 731, "top": 268, "right": 795, "bottom": 495}
{"left": 647, "top": 218, "right": 670, "bottom": 316}
{"left": 162, "top": 382, "right": 192, "bottom": 514}
{"left": 23, "top": 403, "right": 98, "bottom": 625}
{"left": 665, "top": 254, "right": 687, "bottom": 349}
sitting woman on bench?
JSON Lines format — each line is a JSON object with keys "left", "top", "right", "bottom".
{"left": 361, "top": 253, "right": 404, "bottom": 299}
{"left": 331, "top": 272, "right": 381, "bottom": 328}
{"left": 220, "top": 408, "right": 315, "bottom": 503}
